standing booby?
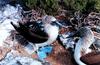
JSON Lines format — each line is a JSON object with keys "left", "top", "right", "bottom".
{"left": 11, "top": 15, "right": 59, "bottom": 51}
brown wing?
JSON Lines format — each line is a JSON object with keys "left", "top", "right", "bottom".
{"left": 11, "top": 22, "right": 48, "bottom": 44}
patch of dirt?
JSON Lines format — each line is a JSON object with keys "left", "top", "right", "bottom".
{"left": 45, "top": 41, "right": 76, "bottom": 65}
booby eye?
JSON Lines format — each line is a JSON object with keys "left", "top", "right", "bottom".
{"left": 51, "top": 21, "right": 61, "bottom": 28}
{"left": 51, "top": 21, "right": 57, "bottom": 25}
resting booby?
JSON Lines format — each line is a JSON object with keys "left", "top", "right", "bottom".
{"left": 69, "top": 27, "right": 94, "bottom": 65}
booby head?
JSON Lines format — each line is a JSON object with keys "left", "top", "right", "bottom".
{"left": 42, "top": 15, "right": 61, "bottom": 29}
{"left": 42, "top": 15, "right": 57, "bottom": 24}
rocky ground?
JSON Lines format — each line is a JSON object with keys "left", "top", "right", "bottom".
{"left": 0, "top": 4, "right": 100, "bottom": 65}
{"left": 0, "top": 27, "right": 99, "bottom": 65}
